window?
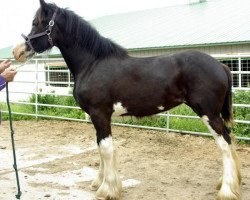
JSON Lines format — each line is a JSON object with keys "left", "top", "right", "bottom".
{"left": 241, "top": 58, "right": 250, "bottom": 88}
{"left": 219, "top": 58, "right": 239, "bottom": 87}
{"left": 45, "top": 62, "right": 74, "bottom": 87}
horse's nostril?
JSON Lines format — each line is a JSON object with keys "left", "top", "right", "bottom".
{"left": 12, "top": 43, "right": 28, "bottom": 62}
{"left": 16, "top": 51, "right": 25, "bottom": 60}
{"left": 13, "top": 49, "right": 18, "bottom": 59}
{"left": 19, "top": 51, "right": 25, "bottom": 57}
{"left": 13, "top": 49, "right": 25, "bottom": 61}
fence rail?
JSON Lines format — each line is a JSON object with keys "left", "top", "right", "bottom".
{"left": 0, "top": 55, "right": 249, "bottom": 140}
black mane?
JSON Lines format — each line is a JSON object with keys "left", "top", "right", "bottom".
{"left": 56, "top": 7, "right": 128, "bottom": 59}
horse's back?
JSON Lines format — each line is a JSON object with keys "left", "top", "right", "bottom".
{"left": 171, "top": 50, "right": 227, "bottom": 80}
{"left": 167, "top": 50, "right": 229, "bottom": 92}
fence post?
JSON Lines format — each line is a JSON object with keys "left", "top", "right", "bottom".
{"left": 35, "top": 60, "right": 38, "bottom": 120}
{"left": 85, "top": 113, "right": 90, "bottom": 122}
{"left": 68, "top": 69, "right": 71, "bottom": 88}
{"left": 166, "top": 111, "right": 170, "bottom": 133}
{"left": 238, "top": 56, "right": 242, "bottom": 88}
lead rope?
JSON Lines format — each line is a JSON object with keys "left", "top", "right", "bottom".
{"left": 6, "top": 83, "right": 22, "bottom": 199}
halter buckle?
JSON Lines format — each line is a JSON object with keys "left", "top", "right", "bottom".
{"left": 49, "top": 20, "right": 54, "bottom": 26}
{"left": 46, "top": 29, "right": 51, "bottom": 35}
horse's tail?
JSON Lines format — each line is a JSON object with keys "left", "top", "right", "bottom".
{"left": 221, "top": 64, "right": 234, "bottom": 126}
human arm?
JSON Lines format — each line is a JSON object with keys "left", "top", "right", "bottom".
{"left": 0, "top": 75, "right": 6, "bottom": 91}
{"left": 0, "top": 60, "right": 16, "bottom": 91}
{"left": 0, "top": 68, "right": 17, "bottom": 91}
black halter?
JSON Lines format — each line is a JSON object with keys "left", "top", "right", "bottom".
{"left": 21, "top": 8, "right": 58, "bottom": 53}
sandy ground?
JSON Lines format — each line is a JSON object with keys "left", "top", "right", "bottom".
{"left": 0, "top": 120, "right": 249, "bottom": 200}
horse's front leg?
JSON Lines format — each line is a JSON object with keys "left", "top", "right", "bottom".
{"left": 90, "top": 147, "right": 104, "bottom": 191}
{"left": 89, "top": 108, "right": 122, "bottom": 200}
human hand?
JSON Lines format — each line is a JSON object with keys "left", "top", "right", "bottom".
{"left": 1, "top": 68, "right": 17, "bottom": 82}
{"left": 0, "top": 60, "right": 12, "bottom": 73}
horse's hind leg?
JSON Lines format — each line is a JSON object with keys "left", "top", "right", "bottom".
{"left": 89, "top": 108, "right": 122, "bottom": 200}
{"left": 202, "top": 115, "right": 241, "bottom": 200}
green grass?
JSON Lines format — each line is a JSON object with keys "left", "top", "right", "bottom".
{"left": 169, "top": 117, "right": 208, "bottom": 132}
{"left": 1, "top": 94, "right": 85, "bottom": 120}
{"left": 169, "top": 104, "right": 196, "bottom": 116}
{"left": 112, "top": 115, "right": 167, "bottom": 128}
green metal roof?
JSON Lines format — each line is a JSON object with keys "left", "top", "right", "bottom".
{"left": 91, "top": 0, "right": 250, "bottom": 49}
{"left": 0, "top": 46, "right": 13, "bottom": 59}
{"left": 1, "top": 0, "right": 250, "bottom": 59}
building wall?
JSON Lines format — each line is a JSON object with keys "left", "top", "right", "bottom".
{"left": 129, "top": 43, "right": 250, "bottom": 57}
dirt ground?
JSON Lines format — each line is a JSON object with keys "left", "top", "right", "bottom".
{"left": 0, "top": 120, "right": 249, "bottom": 200}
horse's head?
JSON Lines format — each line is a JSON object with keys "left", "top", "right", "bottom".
{"left": 13, "top": 0, "right": 60, "bottom": 62}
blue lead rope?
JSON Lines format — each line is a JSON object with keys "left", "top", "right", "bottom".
{"left": 6, "top": 83, "right": 22, "bottom": 199}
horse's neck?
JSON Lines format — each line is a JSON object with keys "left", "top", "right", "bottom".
{"left": 58, "top": 45, "right": 96, "bottom": 77}
{"left": 56, "top": 24, "right": 127, "bottom": 77}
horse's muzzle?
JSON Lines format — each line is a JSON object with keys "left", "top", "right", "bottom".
{"left": 13, "top": 43, "right": 33, "bottom": 62}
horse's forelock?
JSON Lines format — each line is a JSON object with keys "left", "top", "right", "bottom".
{"left": 36, "top": 8, "right": 44, "bottom": 24}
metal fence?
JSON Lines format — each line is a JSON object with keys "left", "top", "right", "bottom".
{"left": 0, "top": 54, "right": 249, "bottom": 141}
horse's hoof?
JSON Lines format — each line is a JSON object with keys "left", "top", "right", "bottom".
{"left": 217, "top": 190, "right": 240, "bottom": 200}
{"left": 95, "top": 181, "right": 122, "bottom": 200}
{"left": 90, "top": 180, "right": 101, "bottom": 191}
{"left": 95, "top": 190, "right": 121, "bottom": 200}
{"left": 96, "top": 195, "right": 119, "bottom": 200}
{"left": 90, "top": 185, "right": 99, "bottom": 191}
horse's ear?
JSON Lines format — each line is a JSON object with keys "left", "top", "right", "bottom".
{"left": 39, "top": 0, "right": 49, "bottom": 14}
{"left": 39, "top": 0, "right": 46, "bottom": 7}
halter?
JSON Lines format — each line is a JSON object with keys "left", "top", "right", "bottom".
{"left": 21, "top": 8, "right": 59, "bottom": 53}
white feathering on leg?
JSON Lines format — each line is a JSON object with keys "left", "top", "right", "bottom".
{"left": 90, "top": 147, "right": 104, "bottom": 191}
{"left": 96, "top": 136, "right": 122, "bottom": 200}
{"left": 202, "top": 115, "right": 241, "bottom": 200}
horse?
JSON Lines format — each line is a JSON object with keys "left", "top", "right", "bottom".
{"left": 13, "top": 1, "right": 241, "bottom": 199}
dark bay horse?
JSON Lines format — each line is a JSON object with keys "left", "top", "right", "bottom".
{"left": 13, "top": 1, "right": 241, "bottom": 199}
